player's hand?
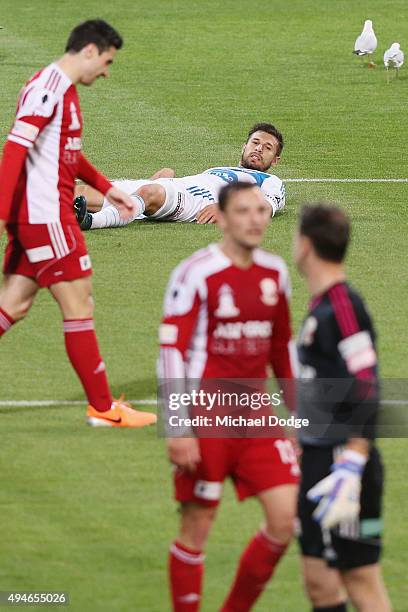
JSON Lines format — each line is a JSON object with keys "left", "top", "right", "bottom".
{"left": 286, "top": 433, "right": 302, "bottom": 459}
{"left": 307, "top": 450, "right": 366, "bottom": 529}
{"left": 196, "top": 204, "right": 217, "bottom": 224}
{"left": 105, "top": 186, "right": 135, "bottom": 221}
{"left": 167, "top": 437, "right": 201, "bottom": 472}
{"left": 0, "top": 219, "right": 5, "bottom": 239}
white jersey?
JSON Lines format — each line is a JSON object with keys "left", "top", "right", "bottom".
{"left": 177, "top": 166, "right": 285, "bottom": 215}
{"left": 106, "top": 166, "right": 285, "bottom": 223}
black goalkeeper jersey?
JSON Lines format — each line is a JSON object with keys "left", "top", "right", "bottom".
{"left": 296, "top": 281, "right": 379, "bottom": 446}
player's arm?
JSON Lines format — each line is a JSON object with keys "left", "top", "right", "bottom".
{"left": 307, "top": 295, "right": 378, "bottom": 528}
{"left": 0, "top": 141, "right": 29, "bottom": 235}
{"left": 269, "top": 265, "right": 297, "bottom": 411}
{"left": 261, "top": 176, "right": 286, "bottom": 216}
{"left": 158, "top": 265, "right": 203, "bottom": 471}
{"left": 0, "top": 92, "right": 57, "bottom": 232}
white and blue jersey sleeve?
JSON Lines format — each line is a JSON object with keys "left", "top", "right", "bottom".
{"left": 202, "top": 167, "right": 285, "bottom": 215}
{"left": 260, "top": 175, "right": 286, "bottom": 215}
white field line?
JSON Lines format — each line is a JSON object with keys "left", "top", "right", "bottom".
{"left": 0, "top": 399, "right": 407, "bottom": 407}
{"left": 284, "top": 178, "right": 408, "bottom": 183}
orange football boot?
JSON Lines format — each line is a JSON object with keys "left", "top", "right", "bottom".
{"left": 87, "top": 396, "right": 157, "bottom": 428}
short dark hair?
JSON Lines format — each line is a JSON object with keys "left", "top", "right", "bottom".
{"left": 299, "top": 204, "right": 350, "bottom": 263}
{"left": 247, "top": 123, "right": 284, "bottom": 155}
{"left": 218, "top": 182, "right": 260, "bottom": 211}
{"left": 65, "top": 19, "right": 123, "bottom": 54}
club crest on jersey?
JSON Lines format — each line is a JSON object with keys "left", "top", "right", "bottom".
{"left": 68, "top": 102, "right": 81, "bottom": 130}
{"left": 259, "top": 278, "right": 278, "bottom": 306}
{"left": 299, "top": 316, "right": 318, "bottom": 346}
{"left": 214, "top": 284, "right": 240, "bottom": 318}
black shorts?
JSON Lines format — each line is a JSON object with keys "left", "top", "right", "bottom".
{"left": 298, "top": 444, "right": 383, "bottom": 570}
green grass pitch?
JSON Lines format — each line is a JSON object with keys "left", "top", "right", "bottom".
{"left": 0, "top": 1, "right": 407, "bottom": 610}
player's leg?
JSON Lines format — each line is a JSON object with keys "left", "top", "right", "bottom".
{"left": 49, "top": 276, "right": 113, "bottom": 411}
{"left": 75, "top": 184, "right": 104, "bottom": 213}
{"left": 337, "top": 447, "right": 389, "bottom": 611}
{"left": 85, "top": 179, "right": 150, "bottom": 229}
{"left": 221, "top": 484, "right": 298, "bottom": 612}
{"left": 0, "top": 274, "right": 39, "bottom": 336}
{"left": 91, "top": 179, "right": 179, "bottom": 226}
{"left": 221, "top": 439, "right": 299, "bottom": 611}
{"left": 341, "top": 564, "right": 391, "bottom": 612}
{"left": 170, "top": 439, "right": 226, "bottom": 611}
{"left": 49, "top": 276, "right": 155, "bottom": 427}
{"left": 137, "top": 183, "right": 167, "bottom": 215}
{"left": 147, "top": 179, "right": 205, "bottom": 222}
{"left": 0, "top": 227, "right": 40, "bottom": 334}
{"left": 298, "top": 445, "right": 349, "bottom": 611}
{"left": 169, "top": 503, "right": 217, "bottom": 612}
{"left": 169, "top": 503, "right": 216, "bottom": 612}
{"left": 302, "top": 556, "right": 348, "bottom": 611}
{"left": 324, "top": 446, "right": 388, "bottom": 612}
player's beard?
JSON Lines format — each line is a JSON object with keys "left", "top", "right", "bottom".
{"left": 240, "top": 152, "right": 270, "bottom": 173}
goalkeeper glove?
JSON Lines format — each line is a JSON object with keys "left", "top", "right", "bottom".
{"left": 307, "top": 449, "right": 367, "bottom": 529}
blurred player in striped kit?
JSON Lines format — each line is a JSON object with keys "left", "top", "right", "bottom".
{"left": 158, "top": 182, "right": 299, "bottom": 611}
{"left": 294, "top": 204, "right": 391, "bottom": 612}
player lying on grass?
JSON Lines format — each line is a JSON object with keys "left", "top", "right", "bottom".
{"left": 294, "top": 205, "right": 391, "bottom": 612}
{"left": 0, "top": 20, "right": 155, "bottom": 428}
{"left": 158, "top": 182, "right": 299, "bottom": 611}
{"left": 73, "top": 122, "right": 286, "bottom": 229}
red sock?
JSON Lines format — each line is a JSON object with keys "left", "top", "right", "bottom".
{"left": 63, "top": 319, "right": 112, "bottom": 412}
{"left": 221, "top": 530, "right": 288, "bottom": 612}
{"left": 0, "top": 307, "right": 14, "bottom": 337}
{"left": 169, "top": 541, "right": 205, "bottom": 611}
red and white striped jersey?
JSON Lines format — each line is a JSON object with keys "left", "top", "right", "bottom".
{"left": 7, "top": 63, "right": 83, "bottom": 224}
{"left": 158, "top": 243, "right": 298, "bottom": 381}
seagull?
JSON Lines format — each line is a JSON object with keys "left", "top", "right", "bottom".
{"left": 353, "top": 20, "right": 377, "bottom": 67}
{"left": 384, "top": 42, "right": 404, "bottom": 82}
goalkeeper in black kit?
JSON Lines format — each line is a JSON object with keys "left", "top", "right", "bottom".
{"left": 293, "top": 204, "right": 391, "bottom": 612}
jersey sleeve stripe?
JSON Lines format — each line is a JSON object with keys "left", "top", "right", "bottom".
{"left": 329, "top": 284, "right": 360, "bottom": 337}
{"left": 7, "top": 134, "right": 33, "bottom": 148}
{"left": 44, "top": 69, "right": 54, "bottom": 89}
{"left": 178, "top": 251, "right": 214, "bottom": 284}
{"left": 50, "top": 75, "right": 61, "bottom": 93}
{"left": 44, "top": 69, "right": 58, "bottom": 91}
{"left": 20, "top": 85, "right": 35, "bottom": 108}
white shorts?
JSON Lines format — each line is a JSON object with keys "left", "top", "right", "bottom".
{"left": 104, "top": 178, "right": 211, "bottom": 222}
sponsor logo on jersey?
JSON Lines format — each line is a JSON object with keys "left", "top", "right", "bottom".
{"left": 207, "top": 168, "right": 239, "bottom": 183}
{"left": 65, "top": 137, "right": 82, "bottom": 151}
{"left": 68, "top": 102, "right": 81, "bottom": 130}
{"left": 260, "top": 277, "right": 279, "bottom": 306}
{"left": 213, "top": 320, "right": 272, "bottom": 340}
{"left": 214, "top": 284, "right": 240, "bottom": 318}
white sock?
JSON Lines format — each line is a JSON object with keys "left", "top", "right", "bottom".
{"left": 90, "top": 195, "right": 145, "bottom": 229}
